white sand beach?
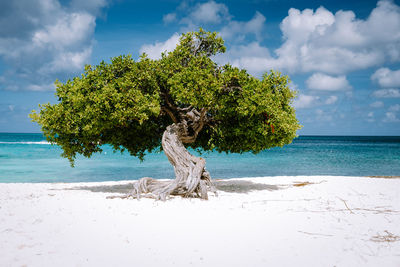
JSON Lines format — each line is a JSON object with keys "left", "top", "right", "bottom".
{"left": 1, "top": 176, "right": 400, "bottom": 267}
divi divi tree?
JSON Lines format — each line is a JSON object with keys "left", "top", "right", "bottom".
{"left": 30, "top": 29, "right": 301, "bottom": 200}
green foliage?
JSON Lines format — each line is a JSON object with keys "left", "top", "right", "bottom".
{"left": 30, "top": 28, "right": 301, "bottom": 165}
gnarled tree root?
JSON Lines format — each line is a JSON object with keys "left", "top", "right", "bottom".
{"left": 130, "top": 172, "right": 218, "bottom": 201}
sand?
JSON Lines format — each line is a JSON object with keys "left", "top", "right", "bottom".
{"left": 1, "top": 176, "right": 400, "bottom": 266}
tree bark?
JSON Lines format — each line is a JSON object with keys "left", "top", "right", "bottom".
{"left": 131, "top": 123, "right": 217, "bottom": 200}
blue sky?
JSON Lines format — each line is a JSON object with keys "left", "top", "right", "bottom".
{"left": 0, "top": 0, "right": 399, "bottom": 135}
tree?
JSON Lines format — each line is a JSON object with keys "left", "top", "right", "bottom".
{"left": 30, "top": 29, "right": 301, "bottom": 200}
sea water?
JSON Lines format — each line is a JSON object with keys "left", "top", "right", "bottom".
{"left": 0, "top": 133, "right": 399, "bottom": 183}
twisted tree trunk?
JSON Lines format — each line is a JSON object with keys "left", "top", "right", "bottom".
{"left": 131, "top": 123, "right": 217, "bottom": 200}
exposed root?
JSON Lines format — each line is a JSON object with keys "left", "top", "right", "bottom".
{"left": 130, "top": 174, "right": 218, "bottom": 201}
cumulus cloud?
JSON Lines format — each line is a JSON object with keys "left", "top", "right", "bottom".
{"left": 214, "top": 42, "right": 271, "bottom": 76}
{"left": 220, "top": 11, "right": 266, "bottom": 42}
{"left": 277, "top": 0, "right": 400, "bottom": 74}
{"left": 306, "top": 73, "right": 351, "bottom": 91}
{"left": 219, "top": 0, "right": 400, "bottom": 76}
{"left": 292, "top": 93, "right": 338, "bottom": 110}
{"left": 293, "top": 94, "right": 319, "bottom": 109}
{"left": 372, "top": 88, "right": 400, "bottom": 98}
{"left": 0, "top": 0, "right": 106, "bottom": 91}
{"left": 139, "top": 33, "right": 180, "bottom": 60}
{"left": 187, "top": 1, "right": 229, "bottom": 24}
{"left": 143, "top": 1, "right": 267, "bottom": 68}
{"left": 370, "top": 101, "right": 384, "bottom": 108}
{"left": 145, "top": 0, "right": 400, "bottom": 81}
{"left": 32, "top": 13, "right": 95, "bottom": 49}
{"left": 371, "top": 67, "right": 400, "bottom": 87}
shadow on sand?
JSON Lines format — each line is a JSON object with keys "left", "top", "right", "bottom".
{"left": 72, "top": 180, "right": 280, "bottom": 194}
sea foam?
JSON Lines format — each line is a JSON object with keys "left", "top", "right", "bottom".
{"left": 0, "top": 141, "right": 50, "bottom": 145}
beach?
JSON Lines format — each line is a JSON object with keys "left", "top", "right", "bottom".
{"left": 1, "top": 176, "right": 399, "bottom": 266}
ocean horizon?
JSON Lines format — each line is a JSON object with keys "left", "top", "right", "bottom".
{"left": 1, "top": 133, "right": 399, "bottom": 183}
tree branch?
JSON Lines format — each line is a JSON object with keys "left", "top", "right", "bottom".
{"left": 222, "top": 85, "right": 242, "bottom": 94}
{"left": 177, "top": 107, "right": 208, "bottom": 144}
{"left": 160, "top": 89, "right": 179, "bottom": 123}
{"left": 159, "top": 84, "right": 209, "bottom": 144}
{"left": 161, "top": 106, "right": 178, "bottom": 123}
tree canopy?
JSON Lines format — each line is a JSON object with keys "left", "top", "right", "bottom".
{"left": 30, "top": 29, "right": 301, "bottom": 166}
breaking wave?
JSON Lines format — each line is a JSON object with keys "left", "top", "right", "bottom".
{"left": 0, "top": 141, "right": 50, "bottom": 145}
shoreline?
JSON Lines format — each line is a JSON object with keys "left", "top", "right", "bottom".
{"left": 1, "top": 176, "right": 400, "bottom": 266}
{"left": 1, "top": 174, "right": 400, "bottom": 185}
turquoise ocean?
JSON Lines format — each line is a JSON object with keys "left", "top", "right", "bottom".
{"left": 0, "top": 133, "right": 399, "bottom": 183}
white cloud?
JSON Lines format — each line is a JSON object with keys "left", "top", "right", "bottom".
{"left": 306, "top": 73, "right": 351, "bottom": 91}
{"left": 280, "top": 7, "right": 335, "bottom": 44}
{"left": 42, "top": 47, "right": 93, "bottom": 74}
{"left": 372, "top": 88, "right": 400, "bottom": 98}
{"left": 214, "top": 42, "right": 271, "bottom": 76}
{"left": 163, "top": 13, "right": 176, "bottom": 24}
{"left": 188, "top": 1, "right": 229, "bottom": 24}
{"left": 222, "top": 42, "right": 270, "bottom": 60}
{"left": 139, "top": 33, "right": 180, "bottom": 60}
{"left": 293, "top": 94, "right": 319, "bottom": 109}
{"left": 142, "top": 0, "right": 400, "bottom": 84}
{"left": 156, "top": 3, "right": 266, "bottom": 77}
{"left": 176, "top": 0, "right": 230, "bottom": 27}
{"left": 325, "top": 95, "right": 338, "bottom": 105}
{"left": 370, "top": 101, "right": 384, "bottom": 108}
{"left": 220, "top": 11, "right": 266, "bottom": 42}
{"left": 219, "top": 0, "right": 400, "bottom": 75}
{"left": 0, "top": 0, "right": 106, "bottom": 91}
{"left": 287, "top": 0, "right": 400, "bottom": 74}
{"left": 389, "top": 104, "right": 400, "bottom": 112}
{"left": 371, "top": 67, "right": 400, "bottom": 88}
{"left": 32, "top": 13, "right": 95, "bottom": 49}
{"left": 383, "top": 112, "right": 400, "bottom": 122}
{"left": 169, "top": 1, "right": 265, "bottom": 45}
{"left": 26, "top": 83, "right": 56, "bottom": 91}
{"left": 31, "top": 13, "right": 95, "bottom": 75}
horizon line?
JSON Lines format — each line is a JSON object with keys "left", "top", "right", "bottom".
{"left": 0, "top": 132, "right": 399, "bottom": 137}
